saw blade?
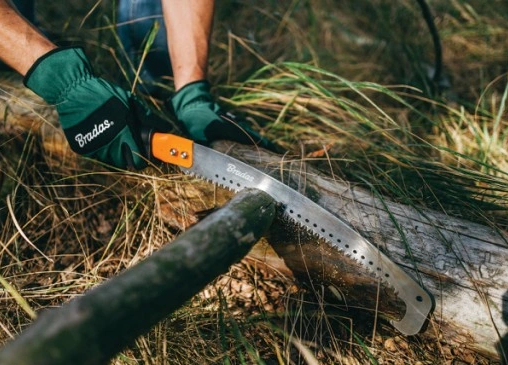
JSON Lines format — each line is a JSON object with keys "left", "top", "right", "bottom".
{"left": 180, "top": 144, "right": 433, "bottom": 335}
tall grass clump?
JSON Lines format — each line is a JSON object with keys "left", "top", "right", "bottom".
{"left": 223, "top": 62, "right": 508, "bottom": 228}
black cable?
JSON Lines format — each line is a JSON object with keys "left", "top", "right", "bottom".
{"left": 414, "top": 0, "right": 443, "bottom": 84}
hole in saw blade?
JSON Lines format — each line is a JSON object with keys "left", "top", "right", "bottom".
{"left": 214, "top": 173, "right": 243, "bottom": 189}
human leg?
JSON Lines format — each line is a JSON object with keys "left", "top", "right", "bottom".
{"left": 117, "top": 0, "right": 172, "bottom": 93}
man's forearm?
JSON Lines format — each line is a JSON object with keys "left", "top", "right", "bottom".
{"left": 162, "top": 0, "right": 214, "bottom": 91}
{"left": 0, "top": 0, "right": 56, "bottom": 76}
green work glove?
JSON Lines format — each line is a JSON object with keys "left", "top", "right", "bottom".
{"left": 171, "top": 80, "right": 279, "bottom": 151}
{"left": 24, "top": 47, "right": 167, "bottom": 169}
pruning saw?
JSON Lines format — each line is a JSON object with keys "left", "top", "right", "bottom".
{"left": 147, "top": 132, "right": 434, "bottom": 336}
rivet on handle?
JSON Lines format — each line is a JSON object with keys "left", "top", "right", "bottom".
{"left": 151, "top": 133, "right": 194, "bottom": 168}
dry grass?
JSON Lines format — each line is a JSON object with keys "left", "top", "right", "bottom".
{"left": 0, "top": 0, "right": 507, "bottom": 364}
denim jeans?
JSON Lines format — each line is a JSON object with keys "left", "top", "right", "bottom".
{"left": 8, "top": 0, "right": 172, "bottom": 89}
{"left": 12, "top": 0, "right": 35, "bottom": 22}
{"left": 117, "top": 0, "right": 172, "bottom": 91}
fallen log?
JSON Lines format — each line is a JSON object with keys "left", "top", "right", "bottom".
{"left": 218, "top": 142, "right": 508, "bottom": 361}
{"left": 0, "top": 188, "right": 276, "bottom": 365}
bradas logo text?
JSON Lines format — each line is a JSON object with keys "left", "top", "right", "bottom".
{"left": 227, "top": 163, "right": 255, "bottom": 182}
{"left": 75, "top": 120, "right": 114, "bottom": 148}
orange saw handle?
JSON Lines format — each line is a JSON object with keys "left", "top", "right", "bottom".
{"left": 150, "top": 132, "right": 194, "bottom": 168}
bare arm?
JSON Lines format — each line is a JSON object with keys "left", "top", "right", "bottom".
{"left": 162, "top": 0, "right": 214, "bottom": 91}
{"left": 0, "top": 0, "right": 56, "bottom": 76}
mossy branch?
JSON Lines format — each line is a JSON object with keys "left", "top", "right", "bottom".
{"left": 0, "top": 188, "right": 276, "bottom": 365}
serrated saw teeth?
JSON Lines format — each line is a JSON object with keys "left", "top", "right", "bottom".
{"left": 161, "top": 139, "right": 434, "bottom": 335}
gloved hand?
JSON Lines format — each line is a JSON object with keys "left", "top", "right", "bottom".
{"left": 24, "top": 47, "right": 169, "bottom": 169}
{"left": 170, "top": 80, "right": 279, "bottom": 151}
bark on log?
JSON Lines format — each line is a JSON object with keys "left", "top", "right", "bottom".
{"left": 215, "top": 142, "right": 508, "bottom": 361}
{"left": 0, "top": 188, "right": 276, "bottom": 365}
